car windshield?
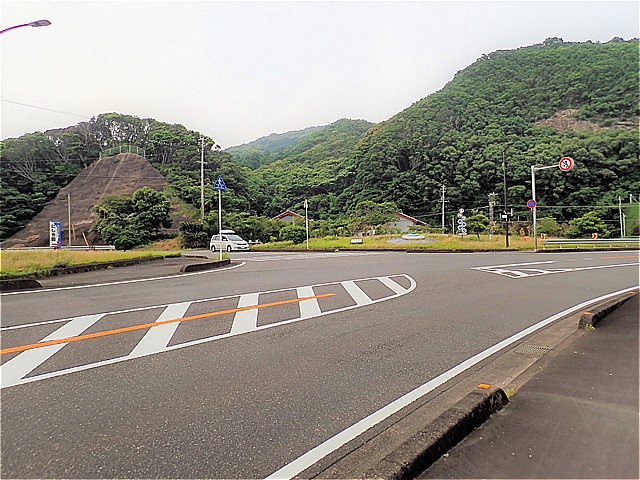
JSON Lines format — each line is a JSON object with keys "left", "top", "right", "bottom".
{"left": 226, "top": 235, "right": 244, "bottom": 242}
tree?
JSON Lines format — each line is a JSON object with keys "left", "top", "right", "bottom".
{"left": 466, "top": 210, "right": 490, "bottom": 239}
{"left": 131, "top": 187, "right": 172, "bottom": 234}
{"left": 279, "top": 223, "right": 306, "bottom": 244}
{"left": 350, "top": 201, "right": 398, "bottom": 233}
{"left": 537, "top": 216, "right": 562, "bottom": 237}
{"left": 178, "top": 221, "right": 208, "bottom": 249}
{"left": 566, "top": 211, "right": 610, "bottom": 238}
{"left": 92, "top": 188, "right": 172, "bottom": 249}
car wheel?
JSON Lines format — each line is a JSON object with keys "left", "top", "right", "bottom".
{"left": 210, "top": 245, "right": 216, "bottom": 252}
{"left": 226, "top": 245, "right": 232, "bottom": 252}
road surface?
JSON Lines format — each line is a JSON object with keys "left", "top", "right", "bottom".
{"left": 1, "top": 250, "right": 638, "bottom": 478}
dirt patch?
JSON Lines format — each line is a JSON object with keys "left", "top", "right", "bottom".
{"left": 537, "top": 109, "right": 639, "bottom": 132}
{"left": 2, "top": 153, "right": 170, "bottom": 248}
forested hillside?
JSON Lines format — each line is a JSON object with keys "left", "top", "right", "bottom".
{"left": 238, "top": 119, "right": 374, "bottom": 218}
{"left": 1, "top": 37, "right": 638, "bottom": 243}
{"left": 340, "top": 38, "right": 639, "bottom": 226}
{"left": 0, "top": 113, "right": 250, "bottom": 240}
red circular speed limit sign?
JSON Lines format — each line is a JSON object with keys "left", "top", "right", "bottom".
{"left": 559, "top": 156, "right": 575, "bottom": 171}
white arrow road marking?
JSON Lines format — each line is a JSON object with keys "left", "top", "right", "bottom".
{"left": 473, "top": 261, "right": 639, "bottom": 279}
{"left": 130, "top": 302, "right": 192, "bottom": 357}
{"left": 231, "top": 293, "right": 260, "bottom": 334}
{"left": 1, "top": 313, "right": 104, "bottom": 386}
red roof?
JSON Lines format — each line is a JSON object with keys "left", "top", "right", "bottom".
{"left": 394, "top": 211, "right": 426, "bottom": 225}
{"left": 271, "top": 209, "right": 302, "bottom": 220}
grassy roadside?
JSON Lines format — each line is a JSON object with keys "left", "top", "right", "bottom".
{"left": 0, "top": 250, "right": 180, "bottom": 279}
{"left": 253, "top": 234, "right": 534, "bottom": 251}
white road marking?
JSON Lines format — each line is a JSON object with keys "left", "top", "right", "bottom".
{"left": 129, "top": 302, "right": 192, "bottom": 357}
{"left": 231, "top": 293, "right": 260, "bottom": 334}
{"left": 472, "top": 261, "right": 639, "bottom": 279}
{"left": 0, "top": 261, "right": 247, "bottom": 296}
{"left": 342, "top": 281, "right": 373, "bottom": 305}
{"left": 265, "top": 286, "right": 639, "bottom": 480}
{"left": 235, "top": 252, "right": 389, "bottom": 262}
{"left": 297, "top": 286, "right": 321, "bottom": 319}
{"left": 0, "top": 313, "right": 104, "bottom": 385}
{"left": 1, "top": 275, "right": 416, "bottom": 389}
{"left": 378, "top": 276, "right": 408, "bottom": 295}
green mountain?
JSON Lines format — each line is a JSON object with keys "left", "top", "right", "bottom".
{"left": 235, "top": 119, "right": 374, "bottom": 217}
{"left": 1, "top": 38, "right": 638, "bottom": 242}
{"left": 340, "top": 37, "right": 639, "bottom": 227}
{"left": 226, "top": 125, "right": 325, "bottom": 169}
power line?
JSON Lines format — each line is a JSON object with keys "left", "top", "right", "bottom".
{"left": 1, "top": 100, "right": 91, "bottom": 120}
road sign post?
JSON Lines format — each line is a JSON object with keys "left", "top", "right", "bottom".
{"left": 531, "top": 157, "right": 575, "bottom": 252}
{"left": 457, "top": 208, "right": 467, "bottom": 239}
{"left": 213, "top": 175, "right": 227, "bottom": 262}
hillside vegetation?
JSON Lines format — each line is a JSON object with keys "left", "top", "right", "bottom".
{"left": 341, "top": 38, "right": 639, "bottom": 226}
{"left": 1, "top": 37, "right": 638, "bottom": 243}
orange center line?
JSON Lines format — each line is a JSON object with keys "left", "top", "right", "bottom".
{"left": 0, "top": 293, "right": 336, "bottom": 355}
{"left": 600, "top": 255, "right": 639, "bottom": 260}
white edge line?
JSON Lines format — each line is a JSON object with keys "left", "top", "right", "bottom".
{"left": 1, "top": 276, "right": 417, "bottom": 388}
{"left": 264, "top": 285, "right": 640, "bottom": 480}
{"left": 0, "top": 261, "right": 247, "bottom": 296}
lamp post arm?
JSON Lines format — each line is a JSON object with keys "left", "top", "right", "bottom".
{"left": 1, "top": 19, "right": 51, "bottom": 34}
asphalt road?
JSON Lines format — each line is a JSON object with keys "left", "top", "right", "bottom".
{"left": 1, "top": 250, "right": 638, "bottom": 478}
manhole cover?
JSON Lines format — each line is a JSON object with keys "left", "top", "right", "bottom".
{"left": 514, "top": 344, "right": 550, "bottom": 357}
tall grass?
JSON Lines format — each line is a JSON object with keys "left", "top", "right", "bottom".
{"left": 254, "top": 234, "right": 534, "bottom": 251}
{"left": 0, "top": 250, "right": 175, "bottom": 279}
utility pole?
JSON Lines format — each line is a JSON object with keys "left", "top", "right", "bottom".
{"left": 502, "top": 149, "right": 510, "bottom": 248}
{"left": 200, "top": 137, "right": 205, "bottom": 223}
{"left": 441, "top": 184, "right": 447, "bottom": 233}
{"left": 618, "top": 196, "right": 624, "bottom": 237}
{"left": 67, "top": 193, "right": 72, "bottom": 247}
{"left": 488, "top": 192, "right": 496, "bottom": 239}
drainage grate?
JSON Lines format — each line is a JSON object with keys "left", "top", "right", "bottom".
{"left": 514, "top": 344, "right": 550, "bottom": 357}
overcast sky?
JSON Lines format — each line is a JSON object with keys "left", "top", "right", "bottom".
{"left": 1, "top": 1, "right": 638, "bottom": 148}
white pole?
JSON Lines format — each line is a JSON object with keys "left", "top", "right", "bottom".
{"left": 531, "top": 165, "right": 537, "bottom": 252}
{"left": 441, "top": 184, "right": 445, "bottom": 233}
{"left": 218, "top": 189, "right": 223, "bottom": 262}
{"left": 67, "top": 193, "right": 72, "bottom": 247}
{"left": 305, "top": 199, "right": 309, "bottom": 250}
{"left": 618, "top": 196, "right": 624, "bottom": 237}
{"left": 200, "top": 137, "right": 205, "bottom": 224}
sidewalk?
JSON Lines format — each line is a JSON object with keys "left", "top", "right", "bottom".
{"left": 419, "top": 294, "right": 639, "bottom": 479}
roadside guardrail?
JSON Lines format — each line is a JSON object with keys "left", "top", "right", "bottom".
{"left": 542, "top": 237, "right": 639, "bottom": 249}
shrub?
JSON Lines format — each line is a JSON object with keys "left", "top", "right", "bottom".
{"left": 178, "top": 221, "right": 208, "bottom": 249}
{"left": 279, "top": 224, "right": 307, "bottom": 244}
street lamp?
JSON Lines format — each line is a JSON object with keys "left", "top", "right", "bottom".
{"left": 531, "top": 156, "right": 575, "bottom": 252}
{"left": 1, "top": 19, "right": 51, "bottom": 34}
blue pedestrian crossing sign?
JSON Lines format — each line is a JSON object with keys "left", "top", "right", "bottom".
{"left": 214, "top": 175, "right": 226, "bottom": 191}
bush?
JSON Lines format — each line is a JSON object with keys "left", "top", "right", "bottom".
{"left": 537, "top": 216, "right": 562, "bottom": 237}
{"left": 566, "top": 211, "right": 610, "bottom": 238}
{"left": 178, "top": 221, "right": 208, "bottom": 249}
{"left": 279, "top": 224, "right": 307, "bottom": 244}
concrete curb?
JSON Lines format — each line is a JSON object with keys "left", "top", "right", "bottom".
{"left": 363, "top": 387, "right": 509, "bottom": 480}
{"left": 47, "top": 255, "right": 174, "bottom": 276}
{"left": 578, "top": 291, "right": 637, "bottom": 330}
{"left": 179, "top": 259, "right": 231, "bottom": 272}
{"left": 0, "top": 278, "right": 43, "bottom": 291}
{"left": 0, "top": 254, "right": 181, "bottom": 291}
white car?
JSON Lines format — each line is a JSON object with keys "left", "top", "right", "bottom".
{"left": 209, "top": 230, "right": 250, "bottom": 252}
